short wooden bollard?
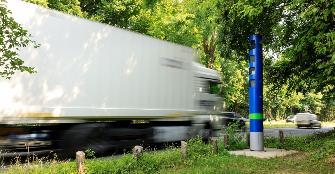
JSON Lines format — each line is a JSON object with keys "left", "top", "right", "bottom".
{"left": 181, "top": 141, "right": 187, "bottom": 158}
{"left": 223, "top": 134, "right": 229, "bottom": 148}
{"left": 76, "top": 151, "right": 85, "bottom": 174}
{"left": 246, "top": 132, "right": 250, "bottom": 147}
{"left": 210, "top": 137, "right": 218, "bottom": 154}
{"left": 133, "top": 145, "right": 143, "bottom": 160}
{"left": 279, "top": 130, "right": 284, "bottom": 144}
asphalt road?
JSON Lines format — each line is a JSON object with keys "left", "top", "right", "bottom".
{"left": 264, "top": 126, "right": 335, "bottom": 137}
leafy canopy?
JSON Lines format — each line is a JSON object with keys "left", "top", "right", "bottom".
{"left": 218, "top": 0, "right": 335, "bottom": 97}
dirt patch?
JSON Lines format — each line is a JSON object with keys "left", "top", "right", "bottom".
{"left": 287, "top": 152, "right": 308, "bottom": 160}
{"left": 325, "top": 154, "right": 335, "bottom": 166}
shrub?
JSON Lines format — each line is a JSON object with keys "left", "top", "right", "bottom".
{"left": 187, "top": 137, "right": 212, "bottom": 159}
{"left": 223, "top": 122, "right": 248, "bottom": 150}
{"left": 84, "top": 148, "right": 96, "bottom": 159}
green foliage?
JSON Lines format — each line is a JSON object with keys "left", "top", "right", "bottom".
{"left": 78, "top": 0, "right": 102, "bottom": 17}
{"left": 186, "top": 137, "right": 212, "bottom": 159}
{"left": 84, "top": 148, "right": 96, "bottom": 159}
{"left": 264, "top": 130, "right": 335, "bottom": 169}
{"left": 93, "top": 0, "right": 143, "bottom": 28}
{"left": 262, "top": 84, "right": 332, "bottom": 120}
{"left": 25, "top": 0, "right": 48, "bottom": 7}
{"left": 184, "top": 0, "right": 221, "bottom": 69}
{"left": 219, "top": 0, "right": 283, "bottom": 59}
{"left": 310, "top": 140, "right": 335, "bottom": 161}
{"left": 220, "top": 58, "right": 248, "bottom": 115}
{"left": 131, "top": 0, "right": 199, "bottom": 47}
{"left": 0, "top": 1, "right": 37, "bottom": 79}
{"left": 301, "top": 91, "right": 324, "bottom": 114}
{"left": 224, "top": 122, "right": 248, "bottom": 150}
{"left": 266, "top": 0, "right": 335, "bottom": 95}
{"left": 217, "top": 0, "right": 334, "bottom": 118}
{"left": 80, "top": 148, "right": 182, "bottom": 174}
{"left": 265, "top": 129, "right": 335, "bottom": 161}
{"left": 209, "top": 81, "right": 220, "bottom": 94}
{"left": 47, "top": 0, "right": 83, "bottom": 16}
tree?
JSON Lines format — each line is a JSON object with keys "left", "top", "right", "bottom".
{"left": 268, "top": 0, "right": 335, "bottom": 96}
{"left": 220, "top": 58, "right": 248, "bottom": 115}
{"left": 0, "top": 1, "right": 37, "bottom": 79}
{"left": 47, "top": 0, "right": 83, "bottom": 16}
{"left": 218, "top": 0, "right": 334, "bottom": 97}
{"left": 26, "top": 0, "right": 83, "bottom": 16}
{"left": 78, "top": 0, "right": 101, "bottom": 17}
{"left": 300, "top": 92, "right": 324, "bottom": 115}
{"left": 219, "top": 0, "right": 283, "bottom": 60}
{"left": 184, "top": 0, "right": 221, "bottom": 69}
{"left": 25, "top": 0, "right": 48, "bottom": 7}
{"left": 127, "top": 0, "right": 200, "bottom": 49}
{"left": 93, "top": 0, "right": 143, "bottom": 28}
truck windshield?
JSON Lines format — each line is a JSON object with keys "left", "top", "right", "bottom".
{"left": 209, "top": 82, "right": 220, "bottom": 94}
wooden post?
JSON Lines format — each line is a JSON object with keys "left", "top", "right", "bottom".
{"left": 210, "top": 137, "right": 218, "bottom": 154}
{"left": 133, "top": 145, "right": 143, "bottom": 160}
{"left": 223, "top": 134, "right": 229, "bottom": 148}
{"left": 246, "top": 132, "right": 250, "bottom": 147}
{"left": 181, "top": 141, "right": 187, "bottom": 158}
{"left": 279, "top": 130, "right": 284, "bottom": 145}
{"left": 76, "top": 151, "right": 85, "bottom": 174}
{"left": 26, "top": 142, "right": 30, "bottom": 165}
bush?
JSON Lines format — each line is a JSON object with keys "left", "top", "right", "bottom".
{"left": 85, "top": 148, "right": 96, "bottom": 159}
{"left": 224, "top": 123, "right": 248, "bottom": 150}
{"left": 187, "top": 137, "right": 212, "bottom": 159}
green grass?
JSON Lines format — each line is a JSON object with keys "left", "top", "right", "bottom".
{"left": 263, "top": 120, "right": 297, "bottom": 128}
{"left": 4, "top": 130, "right": 335, "bottom": 174}
{"left": 321, "top": 121, "right": 335, "bottom": 127}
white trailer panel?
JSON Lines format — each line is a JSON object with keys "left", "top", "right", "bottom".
{"left": 1, "top": 0, "right": 200, "bottom": 119}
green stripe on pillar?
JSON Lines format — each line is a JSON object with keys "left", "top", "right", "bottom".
{"left": 249, "top": 113, "right": 263, "bottom": 119}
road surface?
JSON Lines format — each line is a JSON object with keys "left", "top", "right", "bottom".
{"left": 264, "top": 126, "right": 334, "bottom": 137}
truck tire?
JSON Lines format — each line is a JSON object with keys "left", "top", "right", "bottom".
{"left": 202, "top": 122, "right": 216, "bottom": 143}
{"left": 59, "top": 123, "right": 112, "bottom": 158}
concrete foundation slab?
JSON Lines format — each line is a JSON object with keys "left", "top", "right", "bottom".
{"left": 229, "top": 148, "right": 298, "bottom": 159}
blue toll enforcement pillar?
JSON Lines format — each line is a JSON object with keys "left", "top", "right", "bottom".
{"left": 248, "top": 34, "right": 264, "bottom": 151}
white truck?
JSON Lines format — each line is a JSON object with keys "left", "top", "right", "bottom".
{"left": 0, "top": 0, "right": 223, "bottom": 156}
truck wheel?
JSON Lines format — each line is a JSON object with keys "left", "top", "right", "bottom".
{"left": 59, "top": 123, "right": 112, "bottom": 158}
{"left": 202, "top": 123, "right": 214, "bottom": 143}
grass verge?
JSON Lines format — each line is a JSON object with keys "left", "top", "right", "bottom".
{"left": 4, "top": 130, "right": 335, "bottom": 174}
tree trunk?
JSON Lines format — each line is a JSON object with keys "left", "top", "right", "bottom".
{"left": 202, "top": 31, "right": 217, "bottom": 69}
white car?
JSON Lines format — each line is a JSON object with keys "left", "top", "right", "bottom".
{"left": 286, "top": 115, "right": 296, "bottom": 123}
{"left": 295, "top": 113, "right": 321, "bottom": 128}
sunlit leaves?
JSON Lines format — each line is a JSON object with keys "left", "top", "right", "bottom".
{"left": 267, "top": 0, "right": 335, "bottom": 96}
{"left": 48, "top": 0, "right": 83, "bottom": 16}
{"left": 94, "top": 0, "right": 142, "bottom": 28}
{"left": 0, "top": 1, "right": 37, "bottom": 79}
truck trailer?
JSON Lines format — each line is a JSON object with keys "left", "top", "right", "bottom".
{"left": 0, "top": 0, "right": 223, "bottom": 156}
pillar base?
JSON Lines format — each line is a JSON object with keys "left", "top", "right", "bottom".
{"left": 250, "top": 132, "right": 264, "bottom": 151}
